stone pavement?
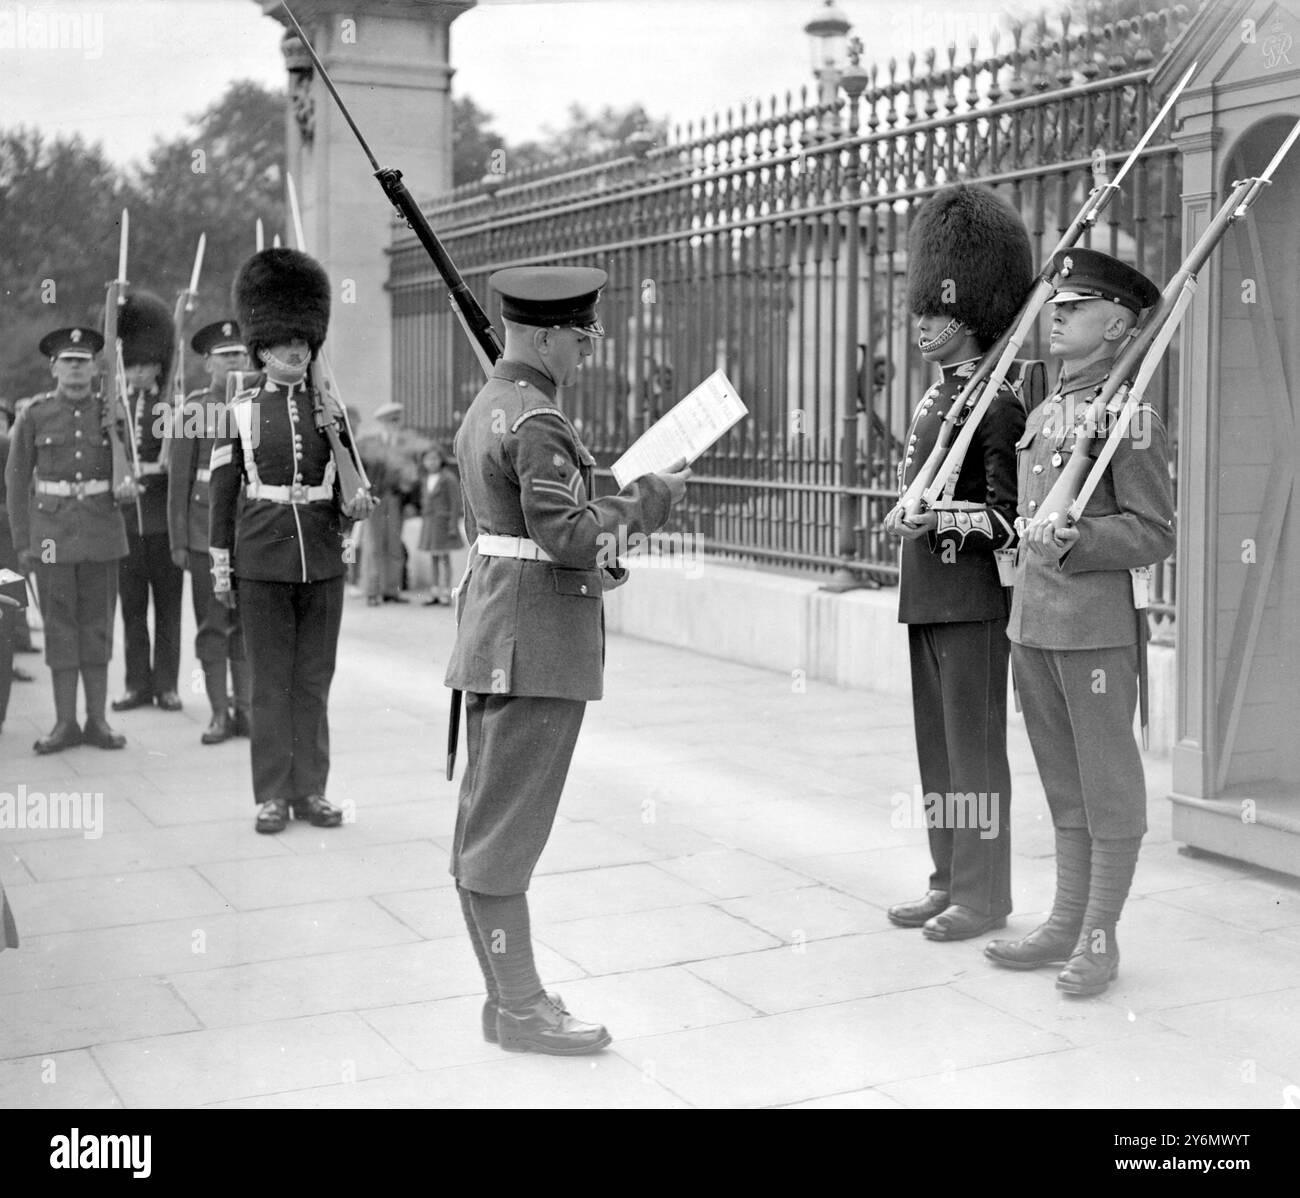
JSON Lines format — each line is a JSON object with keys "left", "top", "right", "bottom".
{"left": 1, "top": 589, "right": 1299, "bottom": 1110}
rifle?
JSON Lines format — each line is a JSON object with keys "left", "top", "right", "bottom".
{"left": 102, "top": 209, "right": 142, "bottom": 530}
{"left": 283, "top": 172, "right": 371, "bottom": 501}
{"left": 895, "top": 61, "right": 1196, "bottom": 522}
{"left": 1025, "top": 117, "right": 1300, "bottom": 743}
{"left": 280, "top": 1, "right": 502, "bottom": 781}
{"left": 160, "top": 234, "right": 206, "bottom": 472}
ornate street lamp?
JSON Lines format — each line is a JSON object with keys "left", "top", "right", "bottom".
{"left": 804, "top": 0, "right": 852, "bottom": 136}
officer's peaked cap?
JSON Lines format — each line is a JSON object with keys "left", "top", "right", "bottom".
{"left": 234, "top": 248, "right": 331, "bottom": 356}
{"left": 118, "top": 292, "right": 175, "bottom": 381}
{"left": 39, "top": 326, "right": 105, "bottom": 359}
{"left": 491, "top": 266, "right": 607, "bottom": 338}
{"left": 907, "top": 183, "right": 1033, "bottom": 350}
{"left": 1048, "top": 248, "right": 1159, "bottom": 314}
{"left": 191, "top": 320, "right": 246, "bottom": 356}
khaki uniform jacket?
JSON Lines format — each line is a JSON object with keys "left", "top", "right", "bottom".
{"left": 4, "top": 389, "right": 128, "bottom": 563}
{"left": 444, "top": 360, "right": 672, "bottom": 701}
{"left": 1008, "top": 358, "right": 1175, "bottom": 650}
{"left": 167, "top": 384, "right": 224, "bottom": 556}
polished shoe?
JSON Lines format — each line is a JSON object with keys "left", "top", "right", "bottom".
{"left": 482, "top": 991, "right": 562, "bottom": 1044}
{"left": 81, "top": 719, "right": 126, "bottom": 750}
{"left": 984, "top": 917, "right": 1081, "bottom": 970}
{"left": 111, "top": 689, "right": 154, "bottom": 712}
{"left": 290, "top": 793, "right": 343, "bottom": 827}
{"left": 231, "top": 709, "right": 251, "bottom": 738}
{"left": 1056, "top": 929, "right": 1120, "bottom": 997}
{"left": 201, "top": 710, "right": 234, "bottom": 745}
{"left": 13, "top": 666, "right": 34, "bottom": 682}
{"left": 382, "top": 594, "right": 409, "bottom": 604}
{"left": 34, "top": 720, "right": 83, "bottom": 755}
{"left": 255, "top": 798, "right": 290, "bottom": 834}
{"left": 156, "top": 691, "right": 183, "bottom": 712}
{"left": 922, "top": 904, "right": 1007, "bottom": 942}
{"left": 887, "top": 889, "right": 950, "bottom": 928}
{"left": 496, "top": 992, "right": 611, "bottom": 1056}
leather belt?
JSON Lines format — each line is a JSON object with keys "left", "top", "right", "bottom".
{"left": 246, "top": 481, "right": 333, "bottom": 504}
{"left": 476, "top": 534, "right": 553, "bottom": 562}
{"left": 196, "top": 468, "right": 211, "bottom": 482}
{"left": 137, "top": 461, "right": 165, "bottom": 476}
{"left": 35, "top": 479, "right": 111, "bottom": 498}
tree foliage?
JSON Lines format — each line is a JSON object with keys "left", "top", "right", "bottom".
{"left": 452, "top": 98, "right": 670, "bottom": 186}
{"left": 0, "top": 81, "right": 285, "bottom": 403}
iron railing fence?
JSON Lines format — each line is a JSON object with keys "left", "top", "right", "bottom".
{"left": 390, "top": 7, "right": 1194, "bottom": 641}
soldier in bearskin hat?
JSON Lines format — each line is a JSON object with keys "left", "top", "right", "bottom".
{"left": 168, "top": 319, "right": 252, "bottom": 744}
{"left": 208, "top": 248, "right": 376, "bottom": 833}
{"left": 112, "top": 291, "right": 186, "bottom": 714}
{"left": 882, "top": 183, "right": 1034, "bottom": 941}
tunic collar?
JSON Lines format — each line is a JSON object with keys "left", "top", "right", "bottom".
{"left": 493, "top": 359, "right": 557, "bottom": 401}
{"left": 937, "top": 355, "right": 981, "bottom": 383}
{"left": 1055, "top": 356, "right": 1114, "bottom": 396}
{"left": 262, "top": 378, "right": 305, "bottom": 397}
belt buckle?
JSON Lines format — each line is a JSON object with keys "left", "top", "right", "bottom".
{"left": 289, "top": 481, "right": 307, "bottom": 504}
{"left": 69, "top": 480, "right": 87, "bottom": 500}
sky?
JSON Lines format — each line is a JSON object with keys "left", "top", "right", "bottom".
{"left": 0, "top": 0, "right": 1023, "bottom": 169}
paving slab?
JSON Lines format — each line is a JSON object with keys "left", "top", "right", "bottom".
{"left": 0, "top": 1050, "right": 123, "bottom": 1109}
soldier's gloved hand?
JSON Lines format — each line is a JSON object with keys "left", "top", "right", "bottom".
{"left": 654, "top": 459, "right": 692, "bottom": 507}
{"left": 17, "top": 548, "right": 40, "bottom": 574}
{"left": 171, "top": 547, "right": 187, "bottom": 570}
{"left": 342, "top": 488, "right": 379, "bottom": 520}
{"left": 883, "top": 505, "right": 937, "bottom": 541}
{"left": 114, "top": 476, "right": 140, "bottom": 503}
{"left": 211, "top": 548, "right": 237, "bottom": 610}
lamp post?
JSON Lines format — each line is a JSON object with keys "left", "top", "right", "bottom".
{"left": 804, "top": 0, "right": 852, "bottom": 138}
{"left": 821, "top": 34, "right": 878, "bottom": 592}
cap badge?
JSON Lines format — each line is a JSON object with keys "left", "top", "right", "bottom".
{"left": 222, "top": 323, "right": 232, "bottom": 336}
{"left": 1061, "top": 256, "right": 1073, "bottom": 277}
{"left": 70, "top": 329, "right": 82, "bottom": 343}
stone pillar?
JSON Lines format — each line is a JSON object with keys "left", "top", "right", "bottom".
{"left": 258, "top": 0, "right": 474, "bottom": 418}
{"left": 1157, "top": 0, "right": 1300, "bottom": 876}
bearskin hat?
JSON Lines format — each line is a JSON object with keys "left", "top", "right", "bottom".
{"left": 118, "top": 292, "right": 175, "bottom": 382}
{"left": 907, "top": 183, "right": 1033, "bottom": 351}
{"left": 233, "top": 248, "right": 330, "bottom": 360}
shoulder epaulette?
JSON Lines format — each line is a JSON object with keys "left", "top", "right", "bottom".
{"left": 510, "top": 407, "right": 566, "bottom": 434}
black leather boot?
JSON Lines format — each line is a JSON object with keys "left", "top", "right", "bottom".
{"left": 887, "top": 889, "right": 949, "bottom": 928}
{"left": 496, "top": 993, "right": 612, "bottom": 1056}
{"left": 200, "top": 662, "right": 233, "bottom": 744}
{"left": 1056, "top": 836, "right": 1140, "bottom": 997}
{"left": 35, "top": 669, "right": 82, "bottom": 755}
{"left": 81, "top": 665, "right": 126, "bottom": 750}
{"left": 986, "top": 826, "right": 1091, "bottom": 969}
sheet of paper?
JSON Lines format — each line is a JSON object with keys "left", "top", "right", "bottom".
{"left": 611, "top": 369, "right": 747, "bottom": 489}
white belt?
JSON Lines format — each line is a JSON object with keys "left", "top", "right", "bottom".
{"left": 196, "top": 468, "right": 211, "bottom": 482}
{"left": 476, "top": 534, "right": 553, "bottom": 562}
{"left": 246, "top": 481, "right": 333, "bottom": 504}
{"left": 137, "top": 461, "right": 165, "bottom": 476}
{"left": 35, "top": 479, "right": 111, "bottom": 498}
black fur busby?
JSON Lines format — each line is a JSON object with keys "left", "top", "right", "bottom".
{"left": 907, "top": 183, "right": 1033, "bottom": 350}
{"left": 233, "top": 247, "right": 331, "bottom": 362}
{"left": 118, "top": 292, "right": 175, "bottom": 383}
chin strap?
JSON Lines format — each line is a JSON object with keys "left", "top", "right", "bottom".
{"left": 918, "top": 318, "right": 964, "bottom": 355}
{"left": 261, "top": 349, "right": 310, "bottom": 386}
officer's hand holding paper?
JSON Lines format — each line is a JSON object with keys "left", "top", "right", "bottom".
{"left": 612, "top": 369, "right": 746, "bottom": 489}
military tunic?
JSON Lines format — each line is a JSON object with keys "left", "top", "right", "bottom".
{"left": 1008, "top": 358, "right": 1175, "bottom": 837}
{"left": 896, "top": 359, "right": 1024, "bottom": 916}
{"left": 4, "top": 389, "right": 128, "bottom": 670}
{"left": 118, "top": 384, "right": 184, "bottom": 697}
{"left": 167, "top": 384, "right": 244, "bottom": 669}
{"left": 445, "top": 360, "right": 672, "bottom": 894}
{"left": 208, "top": 374, "right": 353, "bottom": 804}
